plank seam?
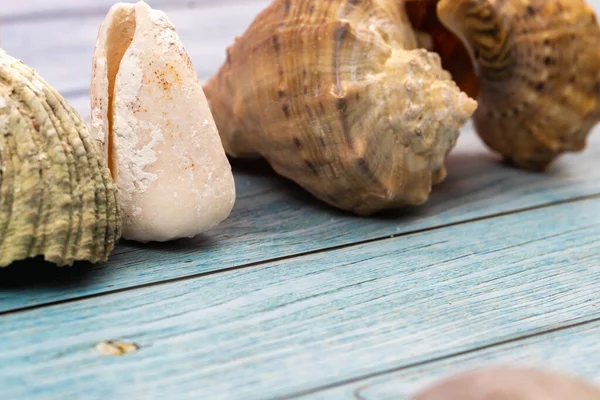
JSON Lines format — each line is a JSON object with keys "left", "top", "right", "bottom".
{"left": 1, "top": 193, "right": 598, "bottom": 317}
{"left": 277, "top": 315, "right": 600, "bottom": 400}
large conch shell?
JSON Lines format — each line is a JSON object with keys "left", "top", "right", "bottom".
{"left": 203, "top": 0, "right": 477, "bottom": 216}
{"left": 90, "top": 1, "right": 236, "bottom": 242}
{"left": 412, "top": 366, "right": 600, "bottom": 399}
{"left": 0, "top": 48, "right": 121, "bottom": 267}
{"left": 407, "top": 0, "right": 600, "bottom": 170}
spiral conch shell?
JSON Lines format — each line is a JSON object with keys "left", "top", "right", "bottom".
{"left": 0, "top": 49, "right": 121, "bottom": 267}
{"left": 90, "top": 1, "right": 236, "bottom": 242}
{"left": 203, "top": 0, "right": 477, "bottom": 215}
{"left": 408, "top": 0, "right": 600, "bottom": 170}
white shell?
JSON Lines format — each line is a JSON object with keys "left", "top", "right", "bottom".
{"left": 90, "top": 1, "right": 236, "bottom": 242}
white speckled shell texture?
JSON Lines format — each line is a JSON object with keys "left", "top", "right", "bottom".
{"left": 91, "top": 1, "right": 236, "bottom": 243}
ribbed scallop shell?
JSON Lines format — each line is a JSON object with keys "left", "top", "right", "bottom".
{"left": 0, "top": 49, "right": 121, "bottom": 267}
{"left": 433, "top": 0, "right": 600, "bottom": 170}
{"left": 203, "top": 0, "right": 477, "bottom": 215}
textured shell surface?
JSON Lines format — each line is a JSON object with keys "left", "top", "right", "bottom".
{"left": 90, "top": 1, "right": 236, "bottom": 243}
{"left": 432, "top": 0, "right": 600, "bottom": 170}
{"left": 412, "top": 366, "right": 600, "bottom": 400}
{"left": 203, "top": 0, "right": 477, "bottom": 216}
{"left": 405, "top": 0, "right": 480, "bottom": 99}
{"left": 0, "top": 48, "right": 121, "bottom": 268}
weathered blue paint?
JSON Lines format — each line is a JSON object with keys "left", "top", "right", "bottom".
{"left": 0, "top": 0, "right": 263, "bottom": 23}
{"left": 1, "top": 199, "right": 599, "bottom": 399}
{"left": 2, "top": 2, "right": 600, "bottom": 399}
{"left": 302, "top": 319, "right": 600, "bottom": 399}
{"left": 2, "top": 130, "right": 599, "bottom": 313}
{"left": 1, "top": 2, "right": 272, "bottom": 108}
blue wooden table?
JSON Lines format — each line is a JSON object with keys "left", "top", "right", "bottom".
{"left": 1, "top": 1, "right": 600, "bottom": 399}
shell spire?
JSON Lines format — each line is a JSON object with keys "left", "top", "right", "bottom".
{"left": 0, "top": 48, "right": 121, "bottom": 267}
{"left": 204, "top": 0, "right": 477, "bottom": 215}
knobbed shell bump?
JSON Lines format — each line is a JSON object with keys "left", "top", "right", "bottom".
{"left": 412, "top": 366, "right": 600, "bottom": 400}
{"left": 418, "top": 0, "right": 600, "bottom": 170}
{"left": 203, "top": 0, "right": 477, "bottom": 216}
{"left": 0, "top": 49, "right": 121, "bottom": 267}
{"left": 91, "top": 1, "right": 236, "bottom": 243}
{"left": 405, "top": 0, "right": 479, "bottom": 99}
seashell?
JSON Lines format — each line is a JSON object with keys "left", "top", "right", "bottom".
{"left": 412, "top": 366, "right": 600, "bottom": 399}
{"left": 90, "top": 1, "right": 236, "bottom": 243}
{"left": 405, "top": 0, "right": 479, "bottom": 99}
{"left": 202, "top": 0, "right": 477, "bottom": 216}
{"left": 407, "top": 0, "right": 600, "bottom": 171}
{"left": 0, "top": 48, "right": 121, "bottom": 267}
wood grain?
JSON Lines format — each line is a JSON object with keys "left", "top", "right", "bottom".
{"left": 2, "top": 128, "right": 600, "bottom": 313}
{"left": 1, "top": 198, "right": 599, "bottom": 399}
{"left": 4, "top": 0, "right": 600, "bottom": 121}
{"left": 2, "top": 0, "right": 600, "bottom": 313}
{"left": 3, "top": 2, "right": 600, "bottom": 399}
{"left": 303, "top": 321, "right": 600, "bottom": 399}
{"left": 0, "top": 0, "right": 261, "bottom": 23}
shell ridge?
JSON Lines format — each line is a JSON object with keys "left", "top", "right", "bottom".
{"left": 37, "top": 86, "right": 82, "bottom": 264}
{"left": 14, "top": 67, "right": 54, "bottom": 261}
{"left": 31, "top": 93, "right": 72, "bottom": 263}
{"left": 66, "top": 94, "right": 111, "bottom": 260}
{"left": 0, "top": 97, "right": 20, "bottom": 264}
{"left": 0, "top": 48, "right": 121, "bottom": 267}
{"left": 44, "top": 85, "right": 96, "bottom": 261}
{"left": 203, "top": 0, "right": 477, "bottom": 215}
{"left": 2, "top": 71, "right": 49, "bottom": 262}
{"left": 27, "top": 81, "right": 81, "bottom": 265}
{"left": 79, "top": 116, "right": 112, "bottom": 261}
{"left": 22, "top": 91, "right": 48, "bottom": 260}
{"left": 62, "top": 99, "right": 105, "bottom": 260}
{"left": 0, "top": 74, "right": 23, "bottom": 261}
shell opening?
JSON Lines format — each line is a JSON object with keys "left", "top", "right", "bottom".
{"left": 404, "top": 0, "right": 480, "bottom": 98}
{"left": 104, "top": 6, "right": 136, "bottom": 179}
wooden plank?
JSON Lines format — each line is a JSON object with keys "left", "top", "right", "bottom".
{"left": 2, "top": 124, "right": 600, "bottom": 311}
{"left": 1, "top": 2, "right": 271, "bottom": 101}
{"left": 1, "top": 128, "right": 600, "bottom": 313}
{"left": 7, "top": 0, "right": 600, "bottom": 118}
{"left": 3, "top": 0, "right": 600, "bottom": 23}
{"left": 1, "top": 0, "right": 600, "bottom": 313}
{"left": 302, "top": 321, "right": 600, "bottom": 400}
{"left": 0, "top": 198, "right": 599, "bottom": 399}
{"left": 0, "top": 0, "right": 258, "bottom": 23}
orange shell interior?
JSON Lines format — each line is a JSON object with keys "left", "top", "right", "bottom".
{"left": 404, "top": 0, "right": 480, "bottom": 99}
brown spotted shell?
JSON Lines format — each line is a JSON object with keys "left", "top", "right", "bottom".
{"left": 410, "top": 0, "right": 600, "bottom": 170}
{"left": 203, "top": 0, "right": 477, "bottom": 215}
{"left": 412, "top": 367, "right": 600, "bottom": 400}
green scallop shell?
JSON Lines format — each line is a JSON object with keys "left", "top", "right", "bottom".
{"left": 0, "top": 48, "right": 121, "bottom": 267}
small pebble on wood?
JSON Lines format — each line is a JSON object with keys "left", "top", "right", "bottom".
{"left": 95, "top": 340, "right": 140, "bottom": 356}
